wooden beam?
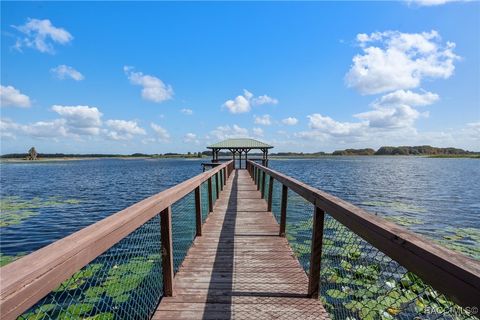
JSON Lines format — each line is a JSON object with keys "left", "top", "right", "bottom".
{"left": 160, "top": 207, "right": 174, "bottom": 297}
{"left": 308, "top": 207, "right": 325, "bottom": 298}
{"left": 195, "top": 186, "right": 202, "bottom": 237}
{"left": 215, "top": 172, "right": 219, "bottom": 200}
{"left": 280, "top": 184, "right": 288, "bottom": 237}
{"left": 267, "top": 176, "right": 274, "bottom": 212}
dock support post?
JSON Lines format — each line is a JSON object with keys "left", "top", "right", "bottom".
{"left": 215, "top": 172, "right": 220, "bottom": 199}
{"left": 308, "top": 207, "right": 325, "bottom": 299}
{"left": 223, "top": 168, "right": 227, "bottom": 186}
{"left": 261, "top": 171, "right": 266, "bottom": 199}
{"left": 160, "top": 207, "right": 174, "bottom": 296}
{"left": 267, "top": 176, "right": 274, "bottom": 211}
{"left": 279, "top": 185, "right": 288, "bottom": 237}
{"left": 195, "top": 186, "right": 202, "bottom": 237}
{"left": 208, "top": 178, "right": 213, "bottom": 212}
{"left": 257, "top": 169, "right": 261, "bottom": 191}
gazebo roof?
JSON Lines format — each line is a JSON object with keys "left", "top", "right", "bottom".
{"left": 207, "top": 138, "right": 273, "bottom": 150}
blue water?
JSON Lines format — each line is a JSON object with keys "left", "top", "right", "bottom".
{"left": 1, "top": 157, "right": 479, "bottom": 258}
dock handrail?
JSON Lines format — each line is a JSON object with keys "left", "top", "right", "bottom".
{"left": 247, "top": 160, "right": 479, "bottom": 314}
{"left": 0, "top": 160, "right": 234, "bottom": 319}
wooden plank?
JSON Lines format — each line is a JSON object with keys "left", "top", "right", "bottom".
{"left": 308, "top": 207, "right": 325, "bottom": 298}
{"left": 153, "top": 169, "right": 329, "bottom": 319}
{"left": 248, "top": 161, "right": 480, "bottom": 308}
{"left": 195, "top": 186, "right": 202, "bottom": 237}
{"left": 161, "top": 207, "right": 174, "bottom": 297}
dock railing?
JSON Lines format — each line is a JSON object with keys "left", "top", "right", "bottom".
{"left": 0, "top": 161, "right": 234, "bottom": 320}
{"left": 247, "top": 160, "right": 480, "bottom": 319}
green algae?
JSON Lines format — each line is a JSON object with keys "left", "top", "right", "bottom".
{"left": 0, "top": 196, "right": 81, "bottom": 227}
{"left": 384, "top": 215, "right": 423, "bottom": 226}
{"left": 362, "top": 201, "right": 427, "bottom": 214}
{"left": 0, "top": 252, "right": 25, "bottom": 266}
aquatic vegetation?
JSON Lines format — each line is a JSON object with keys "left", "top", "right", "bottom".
{"left": 362, "top": 201, "right": 427, "bottom": 214}
{"left": 54, "top": 264, "right": 103, "bottom": 292}
{"left": 433, "top": 227, "right": 480, "bottom": 260}
{"left": 384, "top": 216, "right": 423, "bottom": 226}
{"left": 0, "top": 196, "right": 81, "bottom": 227}
{"left": 0, "top": 252, "right": 25, "bottom": 267}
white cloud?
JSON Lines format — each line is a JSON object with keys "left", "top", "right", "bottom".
{"left": 151, "top": 123, "right": 170, "bottom": 142}
{"left": 307, "top": 114, "right": 368, "bottom": 137}
{"left": 355, "top": 104, "right": 425, "bottom": 129}
{"left": 51, "top": 65, "right": 84, "bottom": 81}
{"left": 0, "top": 118, "right": 21, "bottom": 139}
{"left": 223, "top": 89, "right": 278, "bottom": 114}
{"left": 183, "top": 133, "right": 200, "bottom": 144}
{"left": 254, "top": 114, "right": 272, "bottom": 126}
{"left": 346, "top": 30, "right": 459, "bottom": 95}
{"left": 180, "top": 108, "right": 193, "bottom": 115}
{"left": 406, "top": 0, "right": 467, "bottom": 6}
{"left": 252, "top": 95, "right": 279, "bottom": 106}
{"left": 374, "top": 90, "right": 439, "bottom": 107}
{"left": 1, "top": 85, "right": 32, "bottom": 108}
{"left": 210, "top": 124, "right": 249, "bottom": 140}
{"left": 12, "top": 18, "right": 73, "bottom": 54}
{"left": 23, "top": 119, "right": 68, "bottom": 138}
{"left": 252, "top": 127, "right": 264, "bottom": 137}
{"left": 282, "top": 117, "right": 299, "bottom": 126}
{"left": 124, "top": 66, "right": 173, "bottom": 103}
{"left": 52, "top": 105, "right": 102, "bottom": 135}
{"left": 105, "top": 120, "right": 146, "bottom": 141}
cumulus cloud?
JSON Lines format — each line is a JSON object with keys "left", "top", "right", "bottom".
{"left": 346, "top": 30, "right": 459, "bottom": 95}
{"left": 12, "top": 18, "right": 73, "bottom": 54}
{"left": 151, "top": 123, "right": 170, "bottom": 142}
{"left": 124, "top": 66, "right": 173, "bottom": 103}
{"left": 210, "top": 124, "right": 249, "bottom": 140}
{"left": 373, "top": 90, "right": 439, "bottom": 107}
{"left": 105, "top": 120, "right": 146, "bottom": 141}
{"left": 282, "top": 117, "right": 299, "bottom": 126}
{"left": 223, "top": 90, "right": 278, "bottom": 114}
{"left": 254, "top": 114, "right": 272, "bottom": 126}
{"left": 51, "top": 105, "right": 102, "bottom": 135}
{"left": 355, "top": 105, "right": 426, "bottom": 129}
{"left": 406, "top": 0, "right": 467, "bottom": 6}
{"left": 180, "top": 108, "right": 193, "bottom": 115}
{"left": 0, "top": 85, "right": 31, "bottom": 108}
{"left": 252, "top": 127, "right": 264, "bottom": 137}
{"left": 1, "top": 117, "right": 67, "bottom": 139}
{"left": 51, "top": 65, "right": 84, "bottom": 81}
{"left": 183, "top": 133, "right": 200, "bottom": 144}
{"left": 307, "top": 114, "right": 368, "bottom": 137}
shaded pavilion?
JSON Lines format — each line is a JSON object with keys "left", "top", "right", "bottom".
{"left": 207, "top": 138, "right": 273, "bottom": 168}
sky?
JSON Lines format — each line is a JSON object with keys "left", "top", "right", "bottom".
{"left": 1, "top": 1, "right": 479, "bottom": 154}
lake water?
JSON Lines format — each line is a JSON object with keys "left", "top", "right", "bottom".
{"left": 1, "top": 157, "right": 479, "bottom": 261}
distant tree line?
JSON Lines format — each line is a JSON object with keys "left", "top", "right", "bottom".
{"left": 331, "top": 146, "right": 476, "bottom": 156}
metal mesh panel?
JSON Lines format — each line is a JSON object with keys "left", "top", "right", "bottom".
{"left": 271, "top": 179, "right": 282, "bottom": 224}
{"left": 200, "top": 181, "right": 209, "bottom": 224}
{"left": 320, "top": 214, "right": 478, "bottom": 320}
{"left": 19, "top": 215, "right": 163, "bottom": 320}
{"left": 171, "top": 191, "right": 196, "bottom": 274}
{"left": 263, "top": 173, "right": 270, "bottom": 201}
{"left": 211, "top": 175, "right": 218, "bottom": 206}
{"left": 285, "top": 189, "right": 314, "bottom": 273}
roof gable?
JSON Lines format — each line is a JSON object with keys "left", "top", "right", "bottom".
{"left": 207, "top": 138, "right": 273, "bottom": 149}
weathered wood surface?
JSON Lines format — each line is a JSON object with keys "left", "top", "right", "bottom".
{"left": 153, "top": 170, "right": 329, "bottom": 320}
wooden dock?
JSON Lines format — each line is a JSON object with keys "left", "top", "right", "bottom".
{"left": 153, "top": 169, "right": 329, "bottom": 319}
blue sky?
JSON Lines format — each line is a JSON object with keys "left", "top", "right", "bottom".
{"left": 1, "top": 1, "right": 479, "bottom": 154}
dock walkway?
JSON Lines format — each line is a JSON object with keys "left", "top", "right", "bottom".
{"left": 153, "top": 169, "right": 329, "bottom": 319}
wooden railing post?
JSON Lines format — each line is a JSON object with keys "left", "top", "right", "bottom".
{"left": 267, "top": 176, "right": 274, "bottom": 211}
{"left": 223, "top": 168, "right": 227, "bottom": 185}
{"left": 308, "top": 207, "right": 325, "bottom": 298}
{"left": 215, "top": 172, "right": 220, "bottom": 199}
{"left": 219, "top": 170, "right": 223, "bottom": 192}
{"left": 160, "top": 207, "right": 174, "bottom": 296}
{"left": 261, "top": 171, "right": 266, "bottom": 199}
{"left": 207, "top": 177, "right": 213, "bottom": 212}
{"left": 195, "top": 186, "right": 202, "bottom": 237}
{"left": 257, "top": 169, "right": 261, "bottom": 191}
{"left": 279, "top": 185, "right": 288, "bottom": 237}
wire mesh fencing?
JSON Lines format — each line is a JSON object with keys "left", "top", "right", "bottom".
{"left": 285, "top": 188, "right": 314, "bottom": 274}
{"left": 19, "top": 215, "right": 163, "bottom": 320}
{"left": 270, "top": 179, "right": 282, "bottom": 224}
{"left": 319, "top": 213, "right": 479, "bottom": 320}
{"left": 263, "top": 173, "right": 270, "bottom": 200}
{"left": 171, "top": 191, "right": 196, "bottom": 274}
{"left": 211, "top": 176, "right": 218, "bottom": 206}
{"left": 200, "top": 181, "right": 210, "bottom": 224}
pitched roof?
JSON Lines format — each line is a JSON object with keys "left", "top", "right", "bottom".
{"left": 207, "top": 138, "right": 273, "bottom": 149}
